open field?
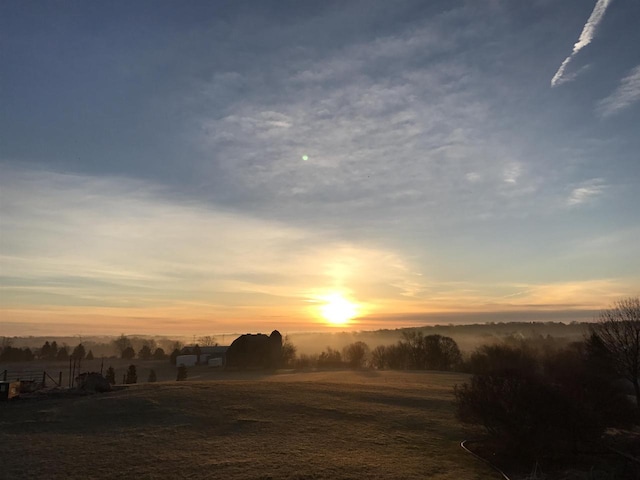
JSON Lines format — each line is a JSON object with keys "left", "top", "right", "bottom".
{"left": 0, "top": 370, "right": 497, "bottom": 479}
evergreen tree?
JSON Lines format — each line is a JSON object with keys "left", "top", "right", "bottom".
{"left": 40, "top": 341, "right": 51, "bottom": 360}
{"left": 176, "top": 365, "right": 187, "bottom": 381}
{"left": 125, "top": 364, "right": 137, "bottom": 384}
{"left": 148, "top": 369, "right": 157, "bottom": 382}
{"left": 50, "top": 341, "right": 59, "bottom": 359}
{"left": 138, "top": 344, "right": 152, "bottom": 360}
{"left": 153, "top": 347, "right": 166, "bottom": 360}
{"left": 105, "top": 366, "right": 116, "bottom": 385}
{"left": 86, "top": 349, "right": 94, "bottom": 360}
{"left": 72, "top": 343, "right": 86, "bottom": 361}
{"left": 56, "top": 346, "right": 69, "bottom": 360}
{"left": 121, "top": 346, "right": 135, "bottom": 360}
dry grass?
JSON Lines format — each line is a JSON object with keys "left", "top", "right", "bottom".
{"left": 0, "top": 370, "right": 497, "bottom": 479}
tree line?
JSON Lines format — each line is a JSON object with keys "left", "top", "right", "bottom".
{"left": 288, "top": 332, "right": 462, "bottom": 371}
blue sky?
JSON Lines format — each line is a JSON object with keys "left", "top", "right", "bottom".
{"left": 1, "top": 0, "right": 639, "bottom": 336}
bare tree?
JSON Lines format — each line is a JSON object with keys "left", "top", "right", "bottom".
{"left": 197, "top": 335, "right": 218, "bottom": 346}
{"left": 343, "top": 341, "right": 369, "bottom": 368}
{"left": 592, "top": 297, "right": 640, "bottom": 409}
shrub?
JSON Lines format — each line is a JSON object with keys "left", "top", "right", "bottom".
{"left": 176, "top": 365, "right": 187, "bottom": 381}
{"left": 148, "top": 369, "right": 157, "bottom": 383}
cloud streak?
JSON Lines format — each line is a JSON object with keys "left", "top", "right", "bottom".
{"left": 597, "top": 64, "right": 640, "bottom": 117}
{"left": 567, "top": 178, "right": 606, "bottom": 206}
{"left": 551, "top": 0, "right": 612, "bottom": 87}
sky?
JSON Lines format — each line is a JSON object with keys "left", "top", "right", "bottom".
{"left": 1, "top": 0, "right": 639, "bottom": 337}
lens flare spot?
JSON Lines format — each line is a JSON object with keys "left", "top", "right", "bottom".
{"left": 302, "top": 154, "right": 309, "bottom": 161}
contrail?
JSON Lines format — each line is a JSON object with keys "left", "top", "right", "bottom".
{"left": 551, "top": 0, "right": 613, "bottom": 87}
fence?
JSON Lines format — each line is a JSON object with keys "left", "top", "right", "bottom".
{"left": 1, "top": 369, "right": 63, "bottom": 390}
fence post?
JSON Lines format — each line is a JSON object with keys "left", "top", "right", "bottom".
{"left": 42, "top": 371, "right": 46, "bottom": 388}
{"left": 59, "top": 371, "right": 62, "bottom": 387}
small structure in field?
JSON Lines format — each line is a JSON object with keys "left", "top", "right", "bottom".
{"left": 0, "top": 381, "right": 21, "bottom": 401}
{"left": 178, "top": 346, "right": 229, "bottom": 366}
{"left": 175, "top": 354, "right": 198, "bottom": 367}
{"left": 201, "top": 346, "right": 228, "bottom": 366}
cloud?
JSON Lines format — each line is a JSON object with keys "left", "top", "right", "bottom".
{"left": 597, "top": 64, "right": 640, "bottom": 117}
{"left": 0, "top": 169, "right": 430, "bottom": 333}
{"left": 567, "top": 178, "right": 606, "bottom": 206}
{"left": 551, "top": 0, "right": 612, "bottom": 87}
{"left": 191, "top": 16, "right": 549, "bottom": 230}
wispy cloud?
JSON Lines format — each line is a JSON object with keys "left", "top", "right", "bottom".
{"left": 597, "top": 64, "right": 640, "bottom": 117}
{"left": 0, "top": 169, "right": 430, "bottom": 333}
{"left": 567, "top": 178, "right": 606, "bottom": 206}
{"left": 551, "top": 0, "right": 612, "bottom": 87}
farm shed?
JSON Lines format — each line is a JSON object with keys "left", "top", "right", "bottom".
{"left": 201, "top": 346, "right": 228, "bottom": 366}
{"left": 176, "top": 355, "right": 197, "bottom": 367}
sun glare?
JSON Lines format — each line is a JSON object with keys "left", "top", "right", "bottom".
{"left": 320, "top": 294, "right": 358, "bottom": 326}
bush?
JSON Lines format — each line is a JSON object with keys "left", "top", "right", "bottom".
{"left": 148, "top": 369, "right": 157, "bottom": 383}
{"left": 176, "top": 365, "right": 187, "bottom": 381}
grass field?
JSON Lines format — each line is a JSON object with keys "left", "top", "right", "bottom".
{"left": 0, "top": 370, "right": 498, "bottom": 479}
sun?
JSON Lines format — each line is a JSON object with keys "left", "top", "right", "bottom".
{"left": 320, "top": 294, "right": 358, "bottom": 326}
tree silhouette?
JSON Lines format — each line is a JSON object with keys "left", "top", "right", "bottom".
{"left": 153, "top": 347, "right": 166, "bottom": 360}
{"left": 105, "top": 366, "right": 116, "bottom": 385}
{"left": 169, "top": 348, "right": 180, "bottom": 365}
{"left": 56, "top": 345, "right": 69, "bottom": 360}
{"left": 72, "top": 343, "right": 86, "bottom": 361}
{"left": 112, "top": 334, "right": 132, "bottom": 357}
{"left": 148, "top": 369, "right": 157, "bottom": 382}
{"left": 176, "top": 365, "right": 187, "bottom": 381}
{"left": 281, "top": 336, "right": 297, "bottom": 367}
{"left": 591, "top": 296, "right": 640, "bottom": 411}
{"left": 121, "top": 346, "right": 135, "bottom": 360}
{"left": 138, "top": 345, "right": 152, "bottom": 360}
{"left": 125, "top": 365, "right": 137, "bottom": 384}
{"left": 343, "top": 341, "right": 369, "bottom": 368}
{"left": 40, "top": 341, "right": 51, "bottom": 360}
